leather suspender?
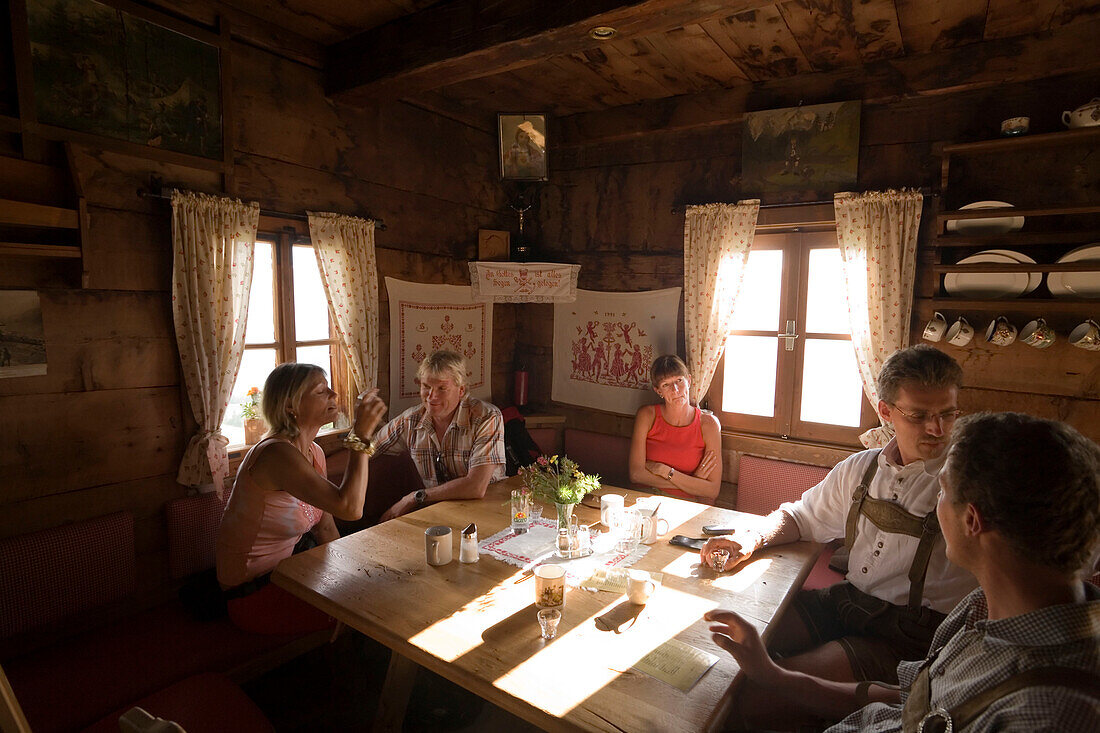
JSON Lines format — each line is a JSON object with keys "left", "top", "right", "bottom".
{"left": 901, "top": 661, "right": 1100, "bottom": 733}
{"left": 843, "top": 450, "right": 942, "bottom": 609}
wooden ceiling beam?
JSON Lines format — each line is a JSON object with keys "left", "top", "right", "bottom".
{"left": 554, "top": 15, "right": 1100, "bottom": 145}
{"left": 326, "top": 0, "right": 775, "bottom": 103}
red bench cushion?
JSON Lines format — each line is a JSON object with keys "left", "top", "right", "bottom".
{"left": 0, "top": 512, "right": 135, "bottom": 638}
{"left": 735, "top": 455, "right": 831, "bottom": 516}
{"left": 166, "top": 494, "right": 227, "bottom": 579}
{"left": 564, "top": 429, "right": 631, "bottom": 488}
{"left": 80, "top": 673, "right": 273, "bottom": 733}
{"left": 6, "top": 602, "right": 300, "bottom": 732}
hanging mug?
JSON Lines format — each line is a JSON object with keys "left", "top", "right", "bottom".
{"left": 946, "top": 317, "right": 974, "bottom": 347}
{"left": 1068, "top": 319, "right": 1100, "bottom": 351}
{"left": 922, "top": 311, "right": 948, "bottom": 342}
{"left": 984, "top": 316, "right": 1017, "bottom": 347}
{"left": 1020, "top": 318, "right": 1056, "bottom": 349}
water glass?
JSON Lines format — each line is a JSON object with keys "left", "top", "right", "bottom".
{"left": 710, "top": 548, "right": 730, "bottom": 572}
{"left": 537, "top": 608, "right": 561, "bottom": 640}
{"left": 611, "top": 507, "right": 643, "bottom": 554}
{"left": 511, "top": 488, "right": 532, "bottom": 534}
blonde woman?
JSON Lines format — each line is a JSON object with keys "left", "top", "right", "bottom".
{"left": 216, "top": 363, "right": 386, "bottom": 634}
{"left": 629, "top": 355, "right": 721, "bottom": 503}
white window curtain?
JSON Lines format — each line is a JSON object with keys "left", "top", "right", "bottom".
{"left": 683, "top": 200, "right": 760, "bottom": 403}
{"left": 307, "top": 212, "right": 379, "bottom": 396}
{"left": 834, "top": 189, "right": 923, "bottom": 448}
{"left": 171, "top": 191, "right": 259, "bottom": 494}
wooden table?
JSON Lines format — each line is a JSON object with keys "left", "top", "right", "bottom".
{"left": 273, "top": 477, "right": 823, "bottom": 732}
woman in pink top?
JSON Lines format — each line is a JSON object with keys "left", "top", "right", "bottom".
{"left": 629, "top": 355, "right": 721, "bottom": 503}
{"left": 217, "top": 362, "right": 386, "bottom": 634}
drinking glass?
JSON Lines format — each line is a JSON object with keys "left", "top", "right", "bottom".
{"left": 511, "top": 489, "right": 532, "bottom": 534}
{"left": 537, "top": 608, "right": 561, "bottom": 640}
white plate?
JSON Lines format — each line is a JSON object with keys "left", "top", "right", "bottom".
{"left": 982, "top": 249, "right": 1041, "bottom": 294}
{"left": 944, "top": 252, "right": 1029, "bottom": 299}
{"left": 1049, "top": 243, "right": 1100, "bottom": 299}
{"left": 946, "top": 201, "right": 1025, "bottom": 235}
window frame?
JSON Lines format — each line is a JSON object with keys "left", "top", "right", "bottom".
{"left": 708, "top": 225, "right": 878, "bottom": 447}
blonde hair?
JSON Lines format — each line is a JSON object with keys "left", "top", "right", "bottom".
{"left": 417, "top": 350, "right": 467, "bottom": 389}
{"left": 262, "top": 362, "right": 327, "bottom": 439}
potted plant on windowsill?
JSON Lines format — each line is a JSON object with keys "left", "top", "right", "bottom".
{"left": 242, "top": 387, "right": 266, "bottom": 445}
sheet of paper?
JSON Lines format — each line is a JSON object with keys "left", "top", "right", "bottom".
{"left": 580, "top": 567, "right": 664, "bottom": 593}
{"left": 633, "top": 639, "right": 719, "bottom": 692}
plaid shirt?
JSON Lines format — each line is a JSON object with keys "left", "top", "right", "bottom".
{"left": 827, "top": 584, "right": 1100, "bottom": 732}
{"left": 372, "top": 394, "right": 506, "bottom": 488}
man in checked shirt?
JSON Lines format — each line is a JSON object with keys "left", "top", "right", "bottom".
{"left": 707, "top": 412, "right": 1100, "bottom": 732}
{"left": 371, "top": 350, "right": 506, "bottom": 522}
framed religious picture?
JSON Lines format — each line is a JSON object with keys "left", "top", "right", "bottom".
{"left": 741, "top": 101, "right": 861, "bottom": 202}
{"left": 499, "top": 113, "right": 548, "bottom": 181}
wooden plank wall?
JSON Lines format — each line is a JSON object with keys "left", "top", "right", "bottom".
{"left": 523, "top": 70, "right": 1100, "bottom": 463}
{"left": 0, "top": 29, "right": 509, "bottom": 621}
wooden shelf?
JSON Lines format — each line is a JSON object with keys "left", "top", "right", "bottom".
{"left": 931, "top": 230, "right": 1100, "bottom": 247}
{"left": 938, "top": 204, "right": 1100, "bottom": 224}
{"left": 942, "top": 126, "right": 1100, "bottom": 155}
{"left": 0, "top": 242, "right": 82, "bottom": 258}
{"left": 0, "top": 199, "right": 79, "bottom": 229}
{"left": 918, "top": 297, "right": 1099, "bottom": 313}
{"left": 933, "top": 262, "right": 1100, "bottom": 273}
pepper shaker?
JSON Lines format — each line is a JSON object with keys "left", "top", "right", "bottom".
{"left": 460, "top": 522, "right": 478, "bottom": 563}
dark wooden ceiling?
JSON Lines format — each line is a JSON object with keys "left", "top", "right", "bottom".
{"left": 211, "top": 0, "right": 1100, "bottom": 119}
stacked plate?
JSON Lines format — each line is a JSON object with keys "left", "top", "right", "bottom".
{"left": 1049, "top": 243, "right": 1100, "bottom": 299}
{"left": 946, "top": 201, "right": 1025, "bottom": 235}
{"left": 944, "top": 249, "right": 1041, "bottom": 299}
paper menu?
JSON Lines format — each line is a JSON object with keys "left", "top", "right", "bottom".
{"left": 581, "top": 567, "right": 664, "bottom": 593}
{"left": 633, "top": 639, "right": 719, "bottom": 692}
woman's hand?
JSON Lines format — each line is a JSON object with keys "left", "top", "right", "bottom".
{"left": 704, "top": 609, "right": 782, "bottom": 685}
{"left": 645, "top": 460, "right": 672, "bottom": 478}
{"left": 353, "top": 389, "right": 386, "bottom": 437}
{"left": 692, "top": 450, "right": 718, "bottom": 480}
{"left": 700, "top": 535, "right": 759, "bottom": 571}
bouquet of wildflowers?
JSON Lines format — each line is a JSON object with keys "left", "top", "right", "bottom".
{"left": 518, "top": 455, "right": 601, "bottom": 505}
{"left": 241, "top": 387, "right": 261, "bottom": 420}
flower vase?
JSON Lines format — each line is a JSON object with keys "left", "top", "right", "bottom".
{"left": 555, "top": 502, "right": 576, "bottom": 530}
{"left": 244, "top": 418, "right": 266, "bottom": 445}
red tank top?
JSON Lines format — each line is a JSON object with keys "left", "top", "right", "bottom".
{"left": 646, "top": 405, "right": 706, "bottom": 501}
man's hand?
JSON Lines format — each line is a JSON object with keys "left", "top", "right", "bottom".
{"left": 692, "top": 450, "right": 718, "bottom": 480}
{"left": 379, "top": 492, "right": 417, "bottom": 523}
{"left": 704, "top": 610, "right": 783, "bottom": 685}
{"left": 700, "top": 534, "right": 759, "bottom": 571}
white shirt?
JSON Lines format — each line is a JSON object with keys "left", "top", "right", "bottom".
{"left": 779, "top": 439, "right": 977, "bottom": 614}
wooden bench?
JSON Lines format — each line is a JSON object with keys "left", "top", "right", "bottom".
{"left": 0, "top": 501, "right": 326, "bottom": 732}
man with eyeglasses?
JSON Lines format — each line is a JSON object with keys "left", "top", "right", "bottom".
{"left": 371, "top": 350, "right": 506, "bottom": 522}
{"left": 700, "top": 345, "right": 978, "bottom": 729}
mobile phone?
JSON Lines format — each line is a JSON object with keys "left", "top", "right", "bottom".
{"left": 702, "top": 525, "right": 738, "bottom": 536}
{"left": 668, "top": 535, "right": 707, "bottom": 551}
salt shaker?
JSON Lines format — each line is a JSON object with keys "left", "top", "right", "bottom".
{"left": 460, "top": 522, "right": 478, "bottom": 563}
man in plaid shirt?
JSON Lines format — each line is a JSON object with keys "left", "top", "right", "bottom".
{"left": 372, "top": 350, "right": 505, "bottom": 522}
{"left": 707, "top": 412, "right": 1100, "bottom": 731}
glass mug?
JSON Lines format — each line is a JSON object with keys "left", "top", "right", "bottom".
{"left": 609, "top": 507, "right": 644, "bottom": 554}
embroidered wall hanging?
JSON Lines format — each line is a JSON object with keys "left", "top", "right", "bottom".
{"left": 553, "top": 288, "right": 681, "bottom": 415}
{"left": 385, "top": 277, "right": 493, "bottom": 413}
{"left": 469, "top": 261, "right": 580, "bottom": 303}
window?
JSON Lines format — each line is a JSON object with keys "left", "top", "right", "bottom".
{"left": 221, "top": 223, "right": 346, "bottom": 446}
{"left": 709, "top": 228, "right": 877, "bottom": 445}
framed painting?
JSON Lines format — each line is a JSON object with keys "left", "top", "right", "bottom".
{"left": 25, "top": 0, "right": 223, "bottom": 159}
{"left": 499, "top": 113, "right": 548, "bottom": 181}
{"left": 742, "top": 101, "right": 861, "bottom": 202}
{"left": 0, "top": 290, "right": 47, "bottom": 378}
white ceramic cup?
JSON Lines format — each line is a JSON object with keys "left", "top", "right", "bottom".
{"left": 636, "top": 506, "right": 670, "bottom": 545}
{"left": 1069, "top": 319, "right": 1100, "bottom": 351}
{"left": 946, "top": 317, "right": 974, "bottom": 347}
{"left": 985, "top": 316, "right": 1017, "bottom": 347}
{"left": 1021, "top": 318, "right": 1056, "bottom": 349}
{"left": 626, "top": 570, "right": 657, "bottom": 604}
{"left": 922, "top": 311, "right": 947, "bottom": 342}
{"left": 534, "top": 564, "right": 565, "bottom": 609}
{"left": 1000, "top": 116, "right": 1029, "bottom": 136}
{"left": 600, "top": 494, "right": 625, "bottom": 527}
{"left": 425, "top": 526, "right": 452, "bottom": 566}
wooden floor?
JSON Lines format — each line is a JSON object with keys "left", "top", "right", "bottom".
{"left": 242, "top": 630, "right": 544, "bottom": 732}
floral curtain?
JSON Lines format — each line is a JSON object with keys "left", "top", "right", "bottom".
{"left": 683, "top": 200, "right": 760, "bottom": 403}
{"left": 171, "top": 191, "right": 259, "bottom": 494}
{"left": 307, "top": 212, "right": 379, "bottom": 404}
{"left": 834, "top": 189, "right": 923, "bottom": 447}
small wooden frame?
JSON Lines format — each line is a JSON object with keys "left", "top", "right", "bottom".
{"left": 477, "top": 229, "right": 510, "bottom": 261}
{"left": 498, "top": 113, "right": 548, "bottom": 181}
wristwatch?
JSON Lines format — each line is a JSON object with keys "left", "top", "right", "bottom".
{"left": 413, "top": 489, "right": 428, "bottom": 507}
{"left": 666, "top": 467, "right": 674, "bottom": 480}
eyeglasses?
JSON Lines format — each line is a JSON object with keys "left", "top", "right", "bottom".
{"left": 433, "top": 451, "right": 452, "bottom": 484}
{"left": 890, "top": 404, "right": 963, "bottom": 426}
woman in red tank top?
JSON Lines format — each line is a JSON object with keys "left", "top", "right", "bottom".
{"left": 628, "top": 355, "right": 722, "bottom": 503}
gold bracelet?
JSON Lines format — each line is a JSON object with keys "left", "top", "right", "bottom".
{"left": 342, "top": 431, "right": 377, "bottom": 457}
